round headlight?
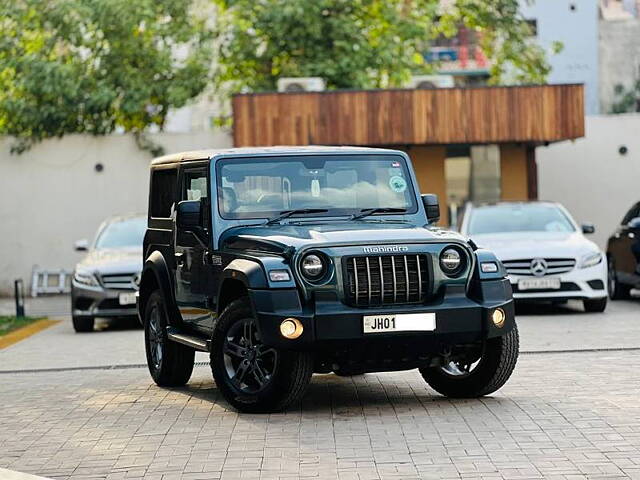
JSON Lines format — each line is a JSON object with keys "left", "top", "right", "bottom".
{"left": 301, "top": 254, "right": 325, "bottom": 279}
{"left": 440, "top": 248, "right": 463, "bottom": 276}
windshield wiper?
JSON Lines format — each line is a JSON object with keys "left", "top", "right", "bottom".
{"left": 265, "top": 208, "right": 329, "bottom": 225}
{"left": 349, "top": 207, "right": 407, "bottom": 221}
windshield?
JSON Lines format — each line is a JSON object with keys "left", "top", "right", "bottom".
{"left": 467, "top": 204, "right": 575, "bottom": 235}
{"left": 95, "top": 217, "right": 146, "bottom": 249}
{"left": 216, "top": 155, "right": 417, "bottom": 220}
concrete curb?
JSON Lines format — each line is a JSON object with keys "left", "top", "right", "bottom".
{"left": 0, "top": 319, "right": 60, "bottom": 350}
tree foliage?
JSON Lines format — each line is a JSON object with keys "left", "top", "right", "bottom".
{"left": 610, "top": 80, "right": 640, "bottom": 114}
{"left": 212, "top": 0, "right": 559, "bottom": 101}
{"left": 0, "top": 0, "right": 213, "bottom": 154}
{"left": 1, "top": 0, "right": 560, "bottom": 152}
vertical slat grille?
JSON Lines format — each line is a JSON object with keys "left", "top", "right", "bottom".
{"left": 345, "top": 254, "right": 428, "bottom": 306}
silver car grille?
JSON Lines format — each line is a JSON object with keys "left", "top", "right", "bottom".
{"left": 100, "top": 273, "right": 138, "bottom": 290}
{"left": 501, "top": 258, "right": 576, "bottom": 276}
{"left": 344, "top": 254, "right": 429, "bottom": 306}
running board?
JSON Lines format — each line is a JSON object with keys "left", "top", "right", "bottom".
{"left": 167, "top": 328, "right": 210, "bottom": 352}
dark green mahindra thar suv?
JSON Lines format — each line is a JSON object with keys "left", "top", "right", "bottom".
{"left": 138, "top": 146, "right": 518, "bottom": 413}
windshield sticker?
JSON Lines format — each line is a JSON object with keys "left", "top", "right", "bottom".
{"left": 391, "top": 161, "right": 401, "bottom": 167}
{"left": 389, "top": 176, "right": 407, "bottom": 193}
{"left": 311, "top": 179, "right": 320, "bottom": 197}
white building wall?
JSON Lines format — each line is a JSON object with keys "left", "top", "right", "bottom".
{"left": 0, "top": 131, "right": 232, "bottom": 295}
{"left": 520, "top": 0, "right": 600, "bottom": 114}
{"left": 537, "top": 114, "right": 640, "bottom": 248}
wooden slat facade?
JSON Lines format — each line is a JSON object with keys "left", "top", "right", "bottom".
{"left": 232, "top": 84, "right": 584, "bottom": 147}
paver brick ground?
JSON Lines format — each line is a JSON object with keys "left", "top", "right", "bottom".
{"left": 1, "top": 298, "right": 640, "bottom": 372}
{"left": 1, "top": 348, "right": 640, "bottom": 480}
{"left": 1, "top": 297, "right": 640, "bottom": 479}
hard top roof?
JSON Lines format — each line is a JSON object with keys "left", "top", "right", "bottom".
{"left": 470, "top": 201, "right": 559, "bottom": 208}
{"left": 150, "top": 145, "right": 401, "bottom": 166}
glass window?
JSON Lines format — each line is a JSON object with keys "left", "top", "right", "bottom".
{"left": 217, "top": 155, "right": 417, "bottom": 219}
{"left": 95, "top": 217, "right": 147, "bottom": 249}
{"left": 467, "top": 204, "right": 575, "bottom": 235}
{"left": 622, "top": 203, "right": 640, "bottom": 225}
{"left": 150, "top": 169, "right": 177, "bottom": 218}
{"left": 184, "top": 170, "right": 208, "bottom": 200}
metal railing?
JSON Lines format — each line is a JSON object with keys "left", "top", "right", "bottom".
{"left": 31, "top": 267, "right": 72, "bottom": 297}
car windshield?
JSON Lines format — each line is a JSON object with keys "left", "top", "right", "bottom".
{"left": 95, "top": 217, "right": 146, "bottom": 249}
{"left": 216, "top": 155, "right": 417, "bottom": 219}
{"left": 467, "top": 204, "right": 575, "bottom": 235}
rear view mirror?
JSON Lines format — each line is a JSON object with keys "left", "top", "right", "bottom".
{"left": 581, "top": 223, "right": 595, "bottom": 234}
{"left": 628, "top": 217, "right": 640, "bottom": 229}
{"left": 176, "top": 200, "right": 202, "bottom": 230}
{"left": 74, "top": 239, "right": 89, "bottom": 252}
{"left": 422, "top": 194, "right": 440, "bottom": 225}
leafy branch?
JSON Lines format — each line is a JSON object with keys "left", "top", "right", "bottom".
{"left": 0, "top": 0, "right": 214, "bottom": 154}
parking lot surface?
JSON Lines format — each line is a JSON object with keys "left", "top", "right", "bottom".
{"left": 0, "top": 297, "right": 639, "bottom": 480}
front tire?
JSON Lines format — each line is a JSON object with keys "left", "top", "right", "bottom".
{"left": 72, "top": 315, "right": 94, "bottom": 333}
{"left": 608, "top": 257, "right": 631, "bottom": 300}
{"left": 210, "top": 297, "right": 313, "bottom": 413}
{"left": 420, "top": 324, "right": 519, "bottom": 398}
{"left": 144, "top": 291, "right": 195, "bottom": 387}
{"left": 583, "top": 297, "right": 607, "bottom": 313}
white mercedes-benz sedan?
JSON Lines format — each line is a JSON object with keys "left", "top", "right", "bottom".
{"left": 459, "top": 202, "right": 608, "bottom": 312}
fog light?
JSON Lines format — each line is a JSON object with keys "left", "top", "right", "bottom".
{"left": 280, "top": 318, "right": 303, "bottom": 339}
{"left": 491, "top": 308, "right": 506, "bottom": 328}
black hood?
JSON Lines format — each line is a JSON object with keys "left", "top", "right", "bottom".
{"left": 220, "top": 221, "right": 467, "bottom": 253}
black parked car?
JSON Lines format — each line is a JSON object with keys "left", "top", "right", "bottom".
{"left": 607, "top": 201, "right": 640, "bottom": 299}
{"left": 138, "top": 146, "right": 518, "bottom": 413}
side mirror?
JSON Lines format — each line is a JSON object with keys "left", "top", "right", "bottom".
{"left": 628, "top": 217, "right": 640, "bottom": 229}
{"left": 176, "top": 200, "right": 202, "bottom": 230}
{"left": 581, "top": 223, "right": 595, "bottom": 234}
{"left": 74, "top": 239, "right": 89, "bottom": 252}
{"left": 422, "top": 194, "right": 440, "bottom": 225}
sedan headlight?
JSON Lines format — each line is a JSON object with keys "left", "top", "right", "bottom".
{"left": 73, "top": 271, "right": 99, "bottom": 287}
{"left": 300, "top": 253, "right": 327, "bottom": 280}
{"left": 579, "top": 252, "right": 603, "bottom": 269}
{"left": 439, "top": 247, "right": 466, "bottom": 277}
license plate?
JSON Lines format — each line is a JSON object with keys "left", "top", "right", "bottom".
{"left": 363, "top": 313, "right": 436, "bottom": 334}
{"left": 118, "top": 292, "right": 137, "bottom": 305}
{"left": 518, "top": 278, "right": 561, "bottom": 291}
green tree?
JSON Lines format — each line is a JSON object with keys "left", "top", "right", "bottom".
{"left": 212, "top": 0, "right": 560, "bottom": 103}
{"left": 610, "top": 80, "right": 640, "bottom": 114}
{"left": 0, "top": 0, "right": 213, "bottom": 154}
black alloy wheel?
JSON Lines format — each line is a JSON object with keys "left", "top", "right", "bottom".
{"left": 210, "top": 297, "right": 313, "bottom": 413}
{"left": 420, "top": 324, "right": 519, "bottom": 398}
{"left": 608, "top": 257, "right": 631, "bottom": 300}
{"left": 222, "top": 318, "right": 278, "bottom": 394}
{"left": 144, "top": 291, "right": 195, "bottom": 387}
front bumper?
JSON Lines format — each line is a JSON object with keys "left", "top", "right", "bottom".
{"left": 250, "top": 279, "right": 515, "bottom": 350}
{"left": 509, "top": 260, "right": 608, "bottom": 301}
{"left": 71, "top": 281, "right": 138, "bottom": 318}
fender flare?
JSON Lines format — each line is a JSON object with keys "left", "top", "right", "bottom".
{"left": 139, "top": 250, "right": 179, "bottom": 325}
{"left": 221, "top": 258, "right": 268, "bottom": 289}
{"left": 214, "top": 259, "right": 269, "bottom": 316}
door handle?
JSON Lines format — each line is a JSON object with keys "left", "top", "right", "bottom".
{"left": 175, "top": 252, "right": 184, "bottom": 267}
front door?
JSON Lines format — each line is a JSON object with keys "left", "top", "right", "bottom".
{"left": 174, "top": 166, "right": 216, "bottom": 332}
